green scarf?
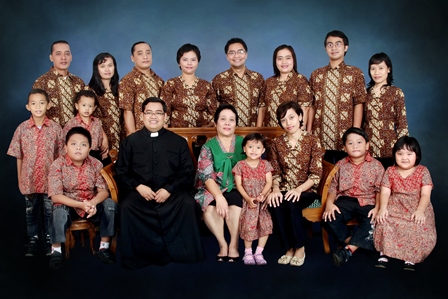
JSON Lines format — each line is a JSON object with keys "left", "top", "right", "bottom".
{"left": 207, "top": 135, "right": 246, "bottom": 192}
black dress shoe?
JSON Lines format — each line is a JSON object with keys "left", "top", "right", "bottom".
{"left": 98, "top": 249, "right": 115, "bottom": 264}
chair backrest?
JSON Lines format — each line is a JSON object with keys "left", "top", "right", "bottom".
{"left": 317, "top": 160, "right": 338, "bottom": 206}
{"left": 100, "top": 162, "right": 118, "bottom": 203}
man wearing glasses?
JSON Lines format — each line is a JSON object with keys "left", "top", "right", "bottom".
{"left": 212, "top": 38, "right": 265, "bottom": 127}
{"left": 309, "top": 30, "right": 367, "bottom": 163}
{"left": 115, "top": 97, "right": 205, "bottom": 269}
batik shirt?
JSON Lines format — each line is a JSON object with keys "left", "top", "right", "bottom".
{"left": 363, "top": 85, "right": 409, "bottom": 158}
{"left": 310, "top": 62, "right": 366, "bottom": 151}
{"left": 7, "top": 117, "right": 64, "bottom": 195}
{"left": 263, "top": 71, "right": 313, "bottom": 127}
{"left": 212, "top": 68, "right": 264, "bottom": 127}
{"left": 48, "top": 155, "right": 107, "bottom": 217}
{"left": 119, "top": 67, "right": 164, "bottom": 133}
{"left": 33, "top": 67, "right": 85, "bottom": 127}
{"left": 160, "top": 76, "right": 217, "bottom": 127}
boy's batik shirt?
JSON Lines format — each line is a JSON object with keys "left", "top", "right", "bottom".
{"left": 7, "top": 117, "right": 64, "bottom": 195}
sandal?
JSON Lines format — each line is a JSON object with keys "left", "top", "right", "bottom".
{"left": 216, "top": 255, "right": 228, "bottom": 262}
{"left": 254, "top": 253, "right": 267, "bottom": 265}
{"left": 243, "top": 253, "right": 256, "bottom": 265}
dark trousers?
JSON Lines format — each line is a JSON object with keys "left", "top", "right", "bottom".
{"left": 323, "top": 196, "right": 375, "bottom": 251}
{"left": 269, "top": 192, "right": 317, "bottom": 250}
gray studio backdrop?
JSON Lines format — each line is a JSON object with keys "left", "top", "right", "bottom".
{"left": 1, "top": 0, "right": 447, "bottom": 247}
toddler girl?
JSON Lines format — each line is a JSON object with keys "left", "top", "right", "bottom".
{"left": 233, "top": 133, "right": 273, "bottom": 265}
{"left": 374, "top": 136, "right": 436, "bottom": 271}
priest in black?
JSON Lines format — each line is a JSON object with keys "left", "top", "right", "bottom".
{"left": 115, "top": 97, "right": 205, "bottom": 269}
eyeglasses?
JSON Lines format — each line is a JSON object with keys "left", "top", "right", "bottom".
{"left": 227, "top": 49, "right": 246, "bottom": 56}
{"left": 143, "top": 111, "right": 164, "bottom": 117}
{"left": 326, "top": 41, "right": 344, "bottom": 48}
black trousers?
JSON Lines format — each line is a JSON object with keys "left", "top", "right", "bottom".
{"left": 323, "top": 196, "right": 375, "bottom": 251}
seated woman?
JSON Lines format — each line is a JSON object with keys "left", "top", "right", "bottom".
{"left": 266, "top": 101, "right": 324, "bottom": 266}
{"left": 195, "top": 104, "right": 245, "bottom": 262}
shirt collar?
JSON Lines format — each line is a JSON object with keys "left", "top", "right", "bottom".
{"left": 328, "top": 61, "right": 346, "bottom": 70}
{"left": 65, "top": 153, "right": 91, "bottom": 167}
{"left": 75, "top": 113, "right": 94, "bottom": 124}
{"left": 27, "top": 116, "right": 51, "bottom": 128}
{"left": 50, "top": 66, "right": 73, "bottom": 78}
{"left": 143, "top": 127, "right": 166, "bottom": 137}
{"left": 345, "top": 151, "right": 373, "bottom": 164}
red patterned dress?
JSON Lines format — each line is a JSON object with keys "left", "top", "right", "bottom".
{"left": 233, "top": 159, "right": 274, "bottom": 241}
{"left": 374, "top": 165, "right": 436, "bottom": 263}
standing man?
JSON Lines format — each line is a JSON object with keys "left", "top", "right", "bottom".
{"left": 119, "top": 41, "right": 164, "bottom": 135}
{"left": 33, "top": 40, "right": 85, "bottom": 127}
{"left": 309, "top": 30, "right": 367, "bottom": 163}
{"left": 115, "top": 97, "right": 205, "bottom": 269}
{"left": 212, "top": 38, "right": 265, "bottom": 127}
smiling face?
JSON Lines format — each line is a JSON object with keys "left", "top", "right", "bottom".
{"left": 325, "top": 36, "right": 348, "bottom": 64}
{"left": 75, "top": 96, "right": 96, "bottom": 118}
{"left": 50, "top": 42, "right": 72, "bottom": 74}
{"left": 243, "top": 139, "right": 265, "bottom": 162}
{"left": 179, "top": 50, "right": 199, "bottom": 75}
{"left": 395, "top": 147, "right": 417, "bottom": 170}
{"left": 65, "top": 133, "right": 90, "bottom": 166}
{"left": 226, "top": 42, "right": 247, "bottom": 69}
{"left": 215, "top": 108, "right": 237, "bottom": 138}
{"left": 131, "top": 43, "right": 152, "bottom": 72}
{"left": 370, "top": 61, "right": 390, "bottom": 86}
{"left": 141, "top": 101, "right": 166, "bottom": 132}
{"left": 344, "top": 133, "right": 369, "bottom": 163}
{"left": 98, "top": 56, "right": 115, "bottom": 80}
{"left": 26, "top": 93, "right": 49, "bottom": 120}
{"left": 276, "top": 48, "right": 294, "bottom": 75}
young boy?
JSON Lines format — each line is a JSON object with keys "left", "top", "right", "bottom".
{"left": 322, "top": 127, "right": 384, "bottom": 266}
{"left": 47, "top": 127, "right": 117, "bottom": 270}
{"left": 7, "top": 89, "right": 64, "bottom": 256}
{"left": 309, "top": 30, "right": 367, "bottom": 164}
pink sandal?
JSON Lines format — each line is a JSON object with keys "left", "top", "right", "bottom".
{"left": 243, "top": 253, "right": 256, "bottom": 265}
{"left": 254, "top": 253, "right": 267, "bottom": 265}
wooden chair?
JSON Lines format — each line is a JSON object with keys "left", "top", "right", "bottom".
{"left": 64, "top": 162, "right": 119, "bottom": 259}
{"left": 302, "top": 160, "right": 338, "bottom": 254}
{"left": 100, "top": 162, "right": 119, "bottom": 254}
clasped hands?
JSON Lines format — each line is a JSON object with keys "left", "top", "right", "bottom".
{"left": 80, "top": 200, "right": 97, "bottom": 218}
{"left": 137, "top": 184, "right": 171, "bottom": 203}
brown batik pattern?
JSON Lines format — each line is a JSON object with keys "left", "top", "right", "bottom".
{"left": 310, "top": 62, "right": 367, "bottom": 151}
{"left": 212, "top": 68, "right": 265, "bottom": 127}
{"left": 363, "top": 86, "right": 409, "bottom": 158}
{"left": 264, "top": 72, "right": 313, "bottom": 127}
{"left": 119, "top": 67, "right": 164, "bottom": 132}
{"left": 92, "top": 90, "right": 121, "bottom": 151}
{"left": 33, "top": 68, "right": 85, "bottom": 127}
{"left": 267, "top": 132, "right": 324, "bottom": 192}
{"left": 161, "top": 76, "right": 217, "bottom": 127}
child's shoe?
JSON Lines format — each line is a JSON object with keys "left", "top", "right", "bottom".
{"left": 25, "top": 237, "right": 38, "bottom": 257}
{"left": 290, "top": 253, "right": 306, "bottom": 266}
{"left": 332, "top": 248, "right": 352, "bottom": 266}
{"left": 375, "top": 255, "right": 388, "bottom": 268}
{"left": 45, "top": 235, "right": 52, "bottom": 256}
{"left": 403, "top": 261, "right": 415, "bottom": 271}
{"left": 254, "top": 253, "right": 267, "bottom": 265}
{"left": 98, "top": 248, "right": 115, "bottom": 264}
{"left": 48, "top": 251, "right": 63, "bottom": 270}
{"left": 243, "top": 253, "right": 256, "bottom": 265}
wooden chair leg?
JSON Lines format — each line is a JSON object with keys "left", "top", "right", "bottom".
{"left": 322, "top": 226, "right": 331, "bottom": 254}
{"left": 65, "top": 230, "right": 74, "bottom": 259}
{"left": 88, "top": 225, "right": 96, "bottom": 255}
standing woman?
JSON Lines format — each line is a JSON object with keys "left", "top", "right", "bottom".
{"left": 363, "top": 52, "right": 409, "bottom": 168}
{"left": 195, "top": 104, "right": 245, "bottom": 262}
{"left": 160, "top": 43, "right": 217, "bottom": 127}
{"left": 267, "top": 101, "right": 324, "bottom": 266}
{"left": 258, "top": 45, "right": 313, "bottom": 129}
{"left": 88, "top": 52, "right": 122, "bottom": 154}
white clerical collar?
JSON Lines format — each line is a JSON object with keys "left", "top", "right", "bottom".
{"left": 150, "top": 132, "right": 159, "bottom": 137}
